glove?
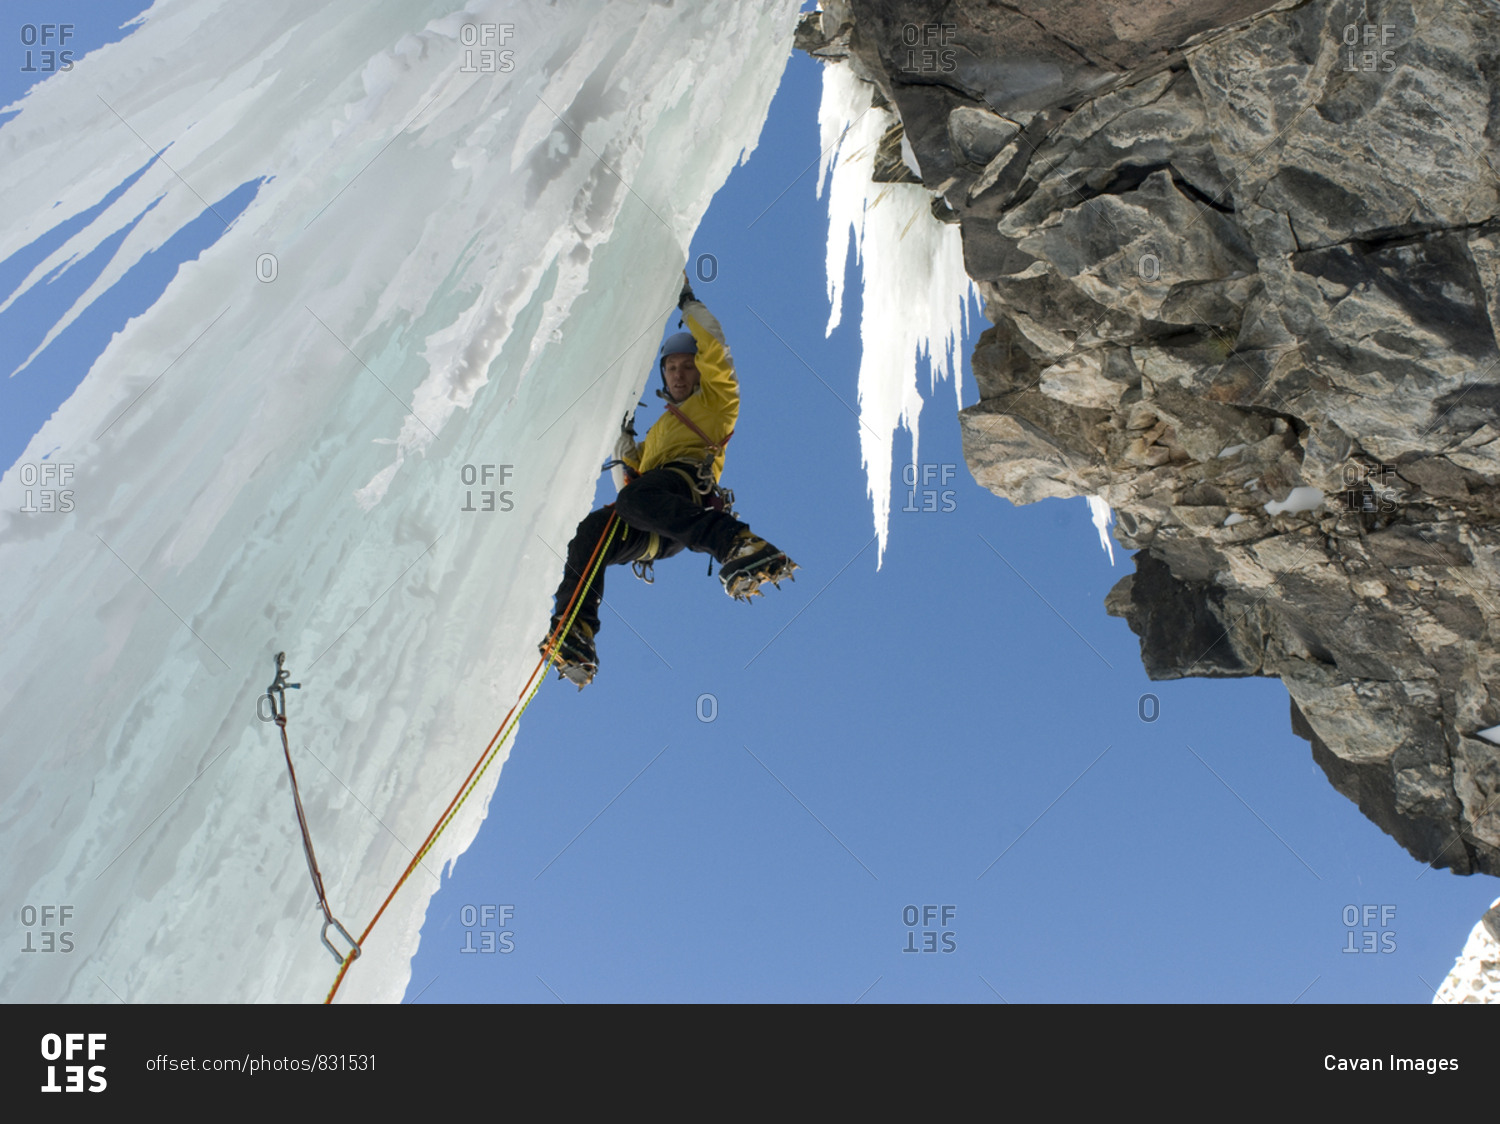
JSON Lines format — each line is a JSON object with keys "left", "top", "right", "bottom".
{"left": 611, "top": 414, "right": 641, "bottom": 493}
{"left": 678, "top": 269, "right": 696, "bottom": 310}
{"left": 613, "top": 427, "right": 641, "bottom": 466}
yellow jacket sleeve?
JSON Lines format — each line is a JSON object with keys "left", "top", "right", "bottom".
{"left": 682, "top": 300, "right": 738, "bottom": 420}
{"left": 636, "top": 300, "right": 740, "bottom": 482}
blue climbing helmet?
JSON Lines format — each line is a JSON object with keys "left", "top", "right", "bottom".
{"left": 657, "top": 331, "right": 699, "bottom": 400}
{"left": 659, "top": 331, "right": 697, "bottom": 373}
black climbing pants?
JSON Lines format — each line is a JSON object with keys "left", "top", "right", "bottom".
{"left": 550, "top": 462, "right": 748, "bottom": 637}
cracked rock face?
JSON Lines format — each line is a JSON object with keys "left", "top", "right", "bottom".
{"left": 802, "top": 0, "right": 1500, "bottom": 876}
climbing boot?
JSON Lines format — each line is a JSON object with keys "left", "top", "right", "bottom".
{"left": 539, "top": 619, "right": 597, "bottom": 689}
{"left": 718, "top": 530, "right": 797, "bottom": 602}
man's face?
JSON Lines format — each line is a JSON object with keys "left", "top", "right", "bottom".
{"left": 662, "top": 352, "right": 700, "bottom": 402}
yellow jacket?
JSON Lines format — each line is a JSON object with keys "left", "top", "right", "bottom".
{"left": 627, "top": 300, "right": 738, "bottom": 484}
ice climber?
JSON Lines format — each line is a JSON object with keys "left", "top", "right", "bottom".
{"left": 539, "top": 274, "right": 796, "bottom": 688}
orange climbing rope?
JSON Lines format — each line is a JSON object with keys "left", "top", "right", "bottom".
{"left": 323, "top": 509, "right": 620, "bottom": 1003}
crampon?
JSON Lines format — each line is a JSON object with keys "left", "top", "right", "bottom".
{"left": 718, "top": 535, "right": 797, "bottom": 602}
{"left": 539, "top": 621, "right": 597, "bottom": 690}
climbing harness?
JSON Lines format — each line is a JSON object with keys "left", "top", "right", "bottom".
{"left": 661, "top": 398, "right": 734, "bottom": 503}
{"left": 323, "top": 512, "right": 619, "bottom": 1003}
{"left": 659, "top": 399, "right": 739, "bottom": 578}
{"left": 610, "top": 398, "right": 737, "bottom": 582}
{"left": 266, "top": 652, "right": 360, "bottom": 967}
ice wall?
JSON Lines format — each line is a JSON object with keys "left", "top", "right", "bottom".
{"left": 0, "top": 0, "right": 799, "bottom": 1003}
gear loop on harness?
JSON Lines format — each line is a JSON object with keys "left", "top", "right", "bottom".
{"left": 691, "top": 455, "right": 717, "bottom": 496}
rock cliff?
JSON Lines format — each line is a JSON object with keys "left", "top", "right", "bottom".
{"left": 799, "top": 0, "right": 1500, "bottom": 876}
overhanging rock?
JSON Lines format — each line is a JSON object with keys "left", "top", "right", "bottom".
{"left": 801, "top": 0, "right": 1500, "bottom": 876}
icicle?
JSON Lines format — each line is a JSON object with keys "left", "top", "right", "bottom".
{"left": 1087, "top": 496, "right": 1116, "bottom": 565}
{"left": 818, "top": 63, "right": 975, "bottom": 567}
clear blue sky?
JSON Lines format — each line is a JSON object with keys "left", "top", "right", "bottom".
{"left": 3, "top": 3, "right": 1493, "bottom": 1005}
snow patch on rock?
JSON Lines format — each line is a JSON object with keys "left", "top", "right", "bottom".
{"left": 1263, "top": 487, "right": 1325, "bottom": 516}
{"left": 1434, "top": 898, "right": 1500, "bottom": 1004}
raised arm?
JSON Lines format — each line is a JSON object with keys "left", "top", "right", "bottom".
{"left": 677, "top": 276, "right": 738, "bottom": 415}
